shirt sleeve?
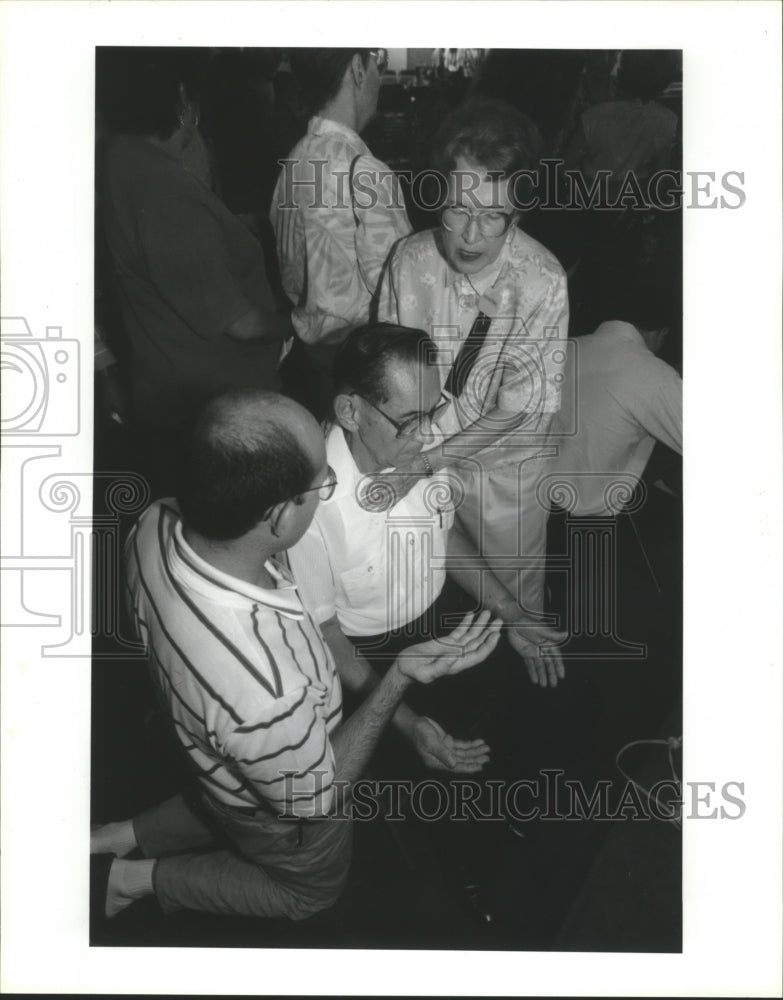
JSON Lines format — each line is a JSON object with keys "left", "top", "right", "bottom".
{"left": 496, "top": 266, "right": 570, "bottom": 415}
{"left": 629, "top": 358, "right": 683, "bottom": 455}
{"left": 350, "top": 153, "right": 412, "bottom": 297}
{"left": 287, "top": 518, "right": 338, "bottom": 625}
{"left": 223, "top": 684, "right": 338, "bottom": 818}
{"left": 138, "top": 192, "right": 256, "bottom": 341}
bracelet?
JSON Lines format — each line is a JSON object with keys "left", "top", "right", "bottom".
{"left": 420, "top": 452, "right": 434, "bottom": 478}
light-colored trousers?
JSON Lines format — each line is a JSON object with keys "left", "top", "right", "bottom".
{"left": 133, "top": 793, "right": 353, "bottom": 921}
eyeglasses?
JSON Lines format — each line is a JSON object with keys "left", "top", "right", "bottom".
{"left": 356, "top": 392, "right": 451, "bottom": 439}
{"left": 294, "top": 465, "right": 338, "bottom": 504}
{"left": 441, "top": 206, "right": 516, "bottom": 239}
{"left": 368, "top": 49, "right": 389, "bottom": 74}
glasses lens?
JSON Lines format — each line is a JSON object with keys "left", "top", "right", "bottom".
{"left": 397, "top": 417, "right": 421, "bottom": 438}
{"left": 443, "top": 208, "right": 510, "bottom": 237}
{"left": 317, "top": 467, "right": 337, "bottom": 500}
{"left": 442, "top": 207, "right": 467, "bottom": 232}
{"left": 479, "top": 212, "right": 510, "bottom": 237}
{"left": 398, "top": 395, "right": 450, "bottom": 438}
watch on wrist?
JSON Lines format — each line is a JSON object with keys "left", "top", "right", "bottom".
{"left": 420, "top": 452, "right": 434, "bottom": 478}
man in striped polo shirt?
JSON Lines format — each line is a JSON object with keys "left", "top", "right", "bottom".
{"left": 91, "top": 389, "right": 500, "bottom": 922}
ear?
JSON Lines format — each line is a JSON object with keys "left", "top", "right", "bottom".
{"left": 333, "top": 392, "right": 360, "bottom": 432}
{"left": 349, "top": 52, "right": 367, "bottom": 88}
{"left": 266, "top": 499, "right": 295, "bottom": 540}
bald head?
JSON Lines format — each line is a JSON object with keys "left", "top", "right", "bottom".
{"left": 178, "top": 390, "right": 325, "bottom": 541}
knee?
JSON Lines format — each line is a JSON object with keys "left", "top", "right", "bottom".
{"left": 287, "top": 884, "right": 344, "bottom": 921}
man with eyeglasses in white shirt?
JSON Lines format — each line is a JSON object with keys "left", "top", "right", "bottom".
{"left": 287, "top": 322, "right": 566, "bottom": 922}
{"left": 271, "top": 48, "right": 411, "bottom": 419}
{"left": 288, "top": 323, "right": 565, "bottom": 768}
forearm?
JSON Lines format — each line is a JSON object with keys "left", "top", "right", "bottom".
{"left": 330, "top": 661, "right": 411, "bottom": 790}
{"left": 419, "top": 406, "right": 531, "bottom": 476}
{"left": 445, "top": 521, "right": 522, "bottom": 623}
{"left": 320, "top": 617, "right": 420, "bottom": 742}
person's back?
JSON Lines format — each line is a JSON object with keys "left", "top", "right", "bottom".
{"left": 570, "top": 49, "right": 679, "bottom": 197}
{"left": 550, "top": 321, "right": 682, "bottom": 517}
{"left": 125, "top": 496, "right": 342, "bottom": 817}
{"left": 103, "top": 134, "right": 283, "bottom": 431}
{"left": 580, "top": 98, "right": 677, "bottom": 183}
{"left": 270, "top": 49, "right": 411, "bottom": 350}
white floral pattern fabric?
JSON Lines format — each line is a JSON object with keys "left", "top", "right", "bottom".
{"left": 377, "top": 225, "right": 570, "bottom": 615}
{"left": 270, "top": 116, "right": 411, "bottom": 346}
{"left": 377, "top": 226, "right": 569, "bottom": 452}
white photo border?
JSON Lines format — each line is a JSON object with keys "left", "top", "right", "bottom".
{"left": 1, "top": 1, "right": 781, "bottom": 995}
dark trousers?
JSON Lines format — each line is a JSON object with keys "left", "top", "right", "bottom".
{"left": 344, "top": 581, "right": 515, "bottom": 879}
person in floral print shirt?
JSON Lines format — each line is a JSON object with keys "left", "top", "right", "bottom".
{"left": 270, "top": 49, "right": 411, "bottom": 417}
{"left": 375, "top": 99, "right": 569, "bottom": 686}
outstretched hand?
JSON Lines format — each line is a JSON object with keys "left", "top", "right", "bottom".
{"left": 508, "top": 623, "right": 566, "bottom": 688}
{"left": 394, "top": 610, "right": 502, "bottom": 685}
{"left": 410, "top": 716, "right": 491, "bottom": 773}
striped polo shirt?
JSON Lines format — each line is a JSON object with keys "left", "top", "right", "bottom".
{"left": 124, "top": 500, "right": 343, "bottom": 818}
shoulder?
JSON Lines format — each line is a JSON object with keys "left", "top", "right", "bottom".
{"left": 392, "top": 228, "right": 440, "bottom": 266}
{"left": 648, "top": 100, "right": 678, "bottom": 130}
{"left": 641, "top": 352, "right": 681, "bottom": 390}
{"left": 581, "top": 101, "right": 616, "bottom": 126}
{"left": 125, "top": 499, "right": 179, "bottom": 585}
{"left": 301, "top": 121, "right": 364, "bottom": 167}
{"left": 132, "top": 498, "right": 175, "bottom": 542}
{"left": 506, "top": 227, "right": 567, "bottom": 284}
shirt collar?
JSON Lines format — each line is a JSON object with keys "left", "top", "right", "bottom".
{"left": 169, "top": 515, "right": 304, "bottom": 618}
{"left": 324, "top": 422, "right": 362, "bottom": 502}
{"left": 308, "top": 115, "right": 365, "bottom": 148}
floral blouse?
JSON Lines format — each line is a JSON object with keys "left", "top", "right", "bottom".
{"left": 377, "top": 226, "right": 570, "bottom": 460}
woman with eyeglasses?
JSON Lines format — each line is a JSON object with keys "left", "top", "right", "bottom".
{"left": 376, "top": 98, "right": 569, "bottom": 687}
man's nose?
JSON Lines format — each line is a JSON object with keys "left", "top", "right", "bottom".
{"left": 412, "top": 420, "right": 436, "bottom": 447}
{"left": 462, "top": 215, "right": 482, "bottom": 244}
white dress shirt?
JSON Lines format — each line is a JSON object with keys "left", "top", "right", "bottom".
{"left": 287, "top": 424, "right": 455, "bottom": 636}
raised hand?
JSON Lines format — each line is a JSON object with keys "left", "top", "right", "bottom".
{"left": 394, "top": 610, "right": 502, "bottom": 685}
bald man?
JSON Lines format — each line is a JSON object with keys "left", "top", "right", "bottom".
{"left": 91, "top": 389, "right": 499, "bottom": 923}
